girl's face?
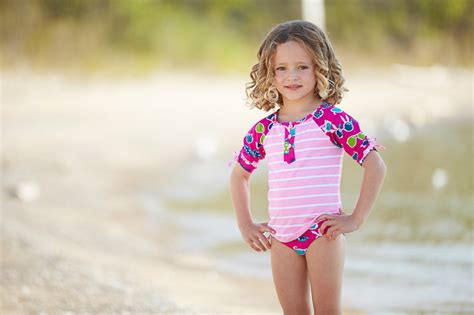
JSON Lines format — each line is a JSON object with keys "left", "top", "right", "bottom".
{"left": 272, "top": 40, "right": 318, "bottom": 107}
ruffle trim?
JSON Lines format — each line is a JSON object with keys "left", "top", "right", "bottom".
{"left": 227, "top": 150, "right": 258, "bottom": 172}
{"left": 227, "top": 150, "right": 240, "bottom": 168}
{"left": 359, "top": 137, "right": 385, "bottom": 165}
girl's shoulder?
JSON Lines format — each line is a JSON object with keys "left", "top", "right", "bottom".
{"left": 311, "top": 101, "right": 384, "bottom": 166}
{"left": 245, "top": 111, "right": 277, "bottom": 136}
{"left": 235, "top": 111, "right": 276, "bottom": 173}
{"left": 312, "top": 102, "right": 357, "bottom": 131}
{"left": 313, "top": 101, "right": 343, "bottom": 117}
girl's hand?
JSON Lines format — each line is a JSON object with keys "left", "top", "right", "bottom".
{"left": 239, "top": 221, "right": 276, "bottom": 252}
{"left": 314, "top": 209, "right": 361, "bottom": 240}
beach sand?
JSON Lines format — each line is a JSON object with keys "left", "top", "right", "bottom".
{"left": 2, "top": 198, "right": 282, "bottom": 314}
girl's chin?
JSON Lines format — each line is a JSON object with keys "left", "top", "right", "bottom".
{"left": 281, "top": 94, "right": 315, "bottom": 103}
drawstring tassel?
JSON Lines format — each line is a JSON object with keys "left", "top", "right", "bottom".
{"left": 227, "top": 150, "right": 240, "bottom": 168}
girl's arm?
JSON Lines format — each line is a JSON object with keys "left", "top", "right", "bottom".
{"left": 352, "top": 150, "right": 387, "bottom": 228}
{"left": 316, "top": 150, "right": 387, "bottom": 240}
{"left": 229, "top": 165, "right": 275, "bottom": 251}
{"left": 229, "top": 165, "right": 253, "bottom": 228}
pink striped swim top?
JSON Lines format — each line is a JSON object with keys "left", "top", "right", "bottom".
{"left": 231, "top": 101, "right": 384, "bottom": 242}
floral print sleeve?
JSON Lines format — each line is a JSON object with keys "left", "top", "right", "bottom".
{"left": 312, "top": 103, "right": 385, "bottom": 166}
{"left": 229, "top": 114, "right": 275, "bottom": 173}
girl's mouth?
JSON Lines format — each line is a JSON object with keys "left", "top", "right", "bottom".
{"left": 284, "top": 85, "right": 302, "bottom": 91}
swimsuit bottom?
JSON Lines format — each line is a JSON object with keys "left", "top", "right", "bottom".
{"left": 281, "top": 213, "right": 346, "bottom": 256}
{"left": 270, "top": 213, "right": 346, "bottom": 256}
{"left": 277, "top": 214, "right": 344, "bottom": 256}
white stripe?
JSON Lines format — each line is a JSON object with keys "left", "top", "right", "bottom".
{"left": 296, "top": 119, "right": 313, "bottom": 127}
{"left": 270, "top": 211, "right": 339, "bottom": 220}
{"left": 269, "top": 174, "right": 340, "bottom": 182}
{"left": 270, "top": 223, "right": 307, "bottom": 228}
{"left": 297, "top": 127, "right": 324, "bottom": 135}
{"left": 269, "top": 184, "right": 339, "bottom": 191}
{"left": 270, "top": 164, "right": 341, "bottom": 174}
{"left": 297, "top": 147, "right": 337, "bottom": 153}
{"left": 265, "top": 131, "right": 329, "bottom": 146}
{"left": 263, "top": 128, "right": 282, "bottom": 146}
{"left": 274, "top": 232, "right": 294, "bottom": 236}
{"left": 295, "top": 137, "right": 327, "bottom": 143}
{"left": 265, "top": 142, "right": 283, "bottom": 148}
{"left": 265, "top": 135, "right": 325, "bottom": 144}
{"left": 265, "top": 133, "right": 284, "bottom": 139}
{"left": 269, "top": 193, "right": 338, "bottom": 201}
{"left": 267, "top": 146, "right": 336, "bottom": 157}
{"left": 270, "top": 202, "right": 339, "bottom": 210}
{"left": 268, "top": 155, "right": 342, "bottom": 165}
{"left": 266, "top": 136, "right": 329, "bottom": 148}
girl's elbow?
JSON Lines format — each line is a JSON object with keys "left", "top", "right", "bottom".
{"left": 380, "top": 160, "right": 387, "bottom": 176}
{"left": 231, "top": 164, "right": 251, "bottom": 182}
{"left": 363, "top": 151, "right": 387, "bottom": 174}
{"left": 376, "top": 154, "right": 387, "bottom": 177}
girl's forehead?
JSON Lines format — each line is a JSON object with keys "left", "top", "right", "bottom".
{"left": 273, "top": 41, "right": 313, "bottom": 64}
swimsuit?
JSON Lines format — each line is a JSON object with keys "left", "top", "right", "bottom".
{"left": 277, "top": 216, "right": 331, "bottom": 255}
{"left": 230, "top": 101, "right": 384, "bottom": 255}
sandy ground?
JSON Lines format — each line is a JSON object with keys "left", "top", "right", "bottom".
{"left": 2, "top": 198, "right": 284, "bottom": 314}
{"left": 1, "top": 66, "right": 472, "bottom": 314}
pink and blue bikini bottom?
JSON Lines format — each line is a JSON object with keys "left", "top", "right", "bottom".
{"left": 278, "top": 219, "right": 329, "bottom": 255}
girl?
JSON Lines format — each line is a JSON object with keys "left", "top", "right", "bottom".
{"left": 229, "top": 20, "right": 386, "bottom": 314}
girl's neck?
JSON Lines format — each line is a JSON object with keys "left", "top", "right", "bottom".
{"left": 278, "top": 95, "right": 322, "bottom": 119}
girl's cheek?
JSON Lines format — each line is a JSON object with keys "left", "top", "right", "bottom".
{"left": 274, "top": 76, "right": 285, "bottom": 85}
{"left": 274, "top": 73, "right": 284, "bottom": 80}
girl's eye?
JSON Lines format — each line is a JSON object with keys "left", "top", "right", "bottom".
{"left": 275, "top": 66, "right": 309, "bottom": 71}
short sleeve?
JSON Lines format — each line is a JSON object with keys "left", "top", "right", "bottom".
{"left": 319, "top": 105, "right": 384, "bottom": 166}
{"left": 234, "top": 122, "right": 267, "bottom": 173}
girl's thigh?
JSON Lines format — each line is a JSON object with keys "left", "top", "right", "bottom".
{"left": 305, "top": 234, "right": 346, "bottom": 314}
{"left": 270, "top": 237, "right": 311, "bottom": 314}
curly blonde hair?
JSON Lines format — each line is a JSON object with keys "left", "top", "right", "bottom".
{"left": 246, "top": 20, "right": 349, "bottom": 111}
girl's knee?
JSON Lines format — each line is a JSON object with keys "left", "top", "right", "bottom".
{"left": 314, "top": 305, "right": 342, "bottom": 315}
{"left": 282, "top": 304, "right": 311, "bottom": 315}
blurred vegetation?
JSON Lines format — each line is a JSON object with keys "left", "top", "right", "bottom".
{"left": 0, "top": 0, "right": 472, "bottom": 74}
{"left": 327, "top": 0, "right": 473, "bottom": 69}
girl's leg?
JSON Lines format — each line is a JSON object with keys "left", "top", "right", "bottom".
{"left": 270, "top": 237, "right": 312, "bottom": 315}
{"left": 305, "top": 234, "right": 346, "bottom": 315}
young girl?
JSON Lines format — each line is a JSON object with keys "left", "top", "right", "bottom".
{"left": 229, "top": 20, "right": 386, "bottom": 314}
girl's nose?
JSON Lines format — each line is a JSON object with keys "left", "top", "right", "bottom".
{"left": 287, "top": 69, "right": 299, "bottom": 81}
